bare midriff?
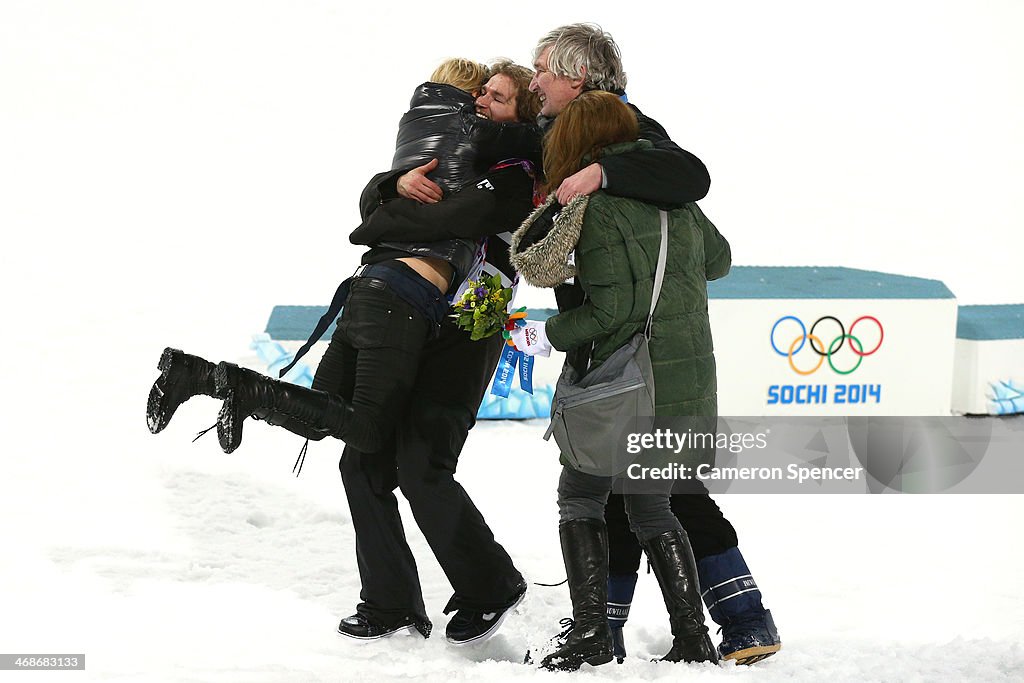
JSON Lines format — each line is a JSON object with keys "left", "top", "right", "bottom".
{"left": 396, "top": 256, "right": 453, "bottom": 294}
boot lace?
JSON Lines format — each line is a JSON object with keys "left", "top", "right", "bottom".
{"left": 292, "top": 439, "right": 309, "bottom": 477}
{"left": 524, "top": 617, "right": 576, "bottom": 665}
{"left": 533, "top": 578, "right": 567, "bottom": 587}
{"left": 555, "top": 617, "right": 575, "bottom": 640}
{"left": 192, "top": 422, "right": 217, "bottom": 442}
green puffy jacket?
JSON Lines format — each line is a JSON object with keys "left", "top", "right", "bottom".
{"left": 525, "top": 142, "right": 732, "bottom": 416}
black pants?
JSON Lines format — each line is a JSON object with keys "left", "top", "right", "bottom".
{"left": 318, "top": 290, "right": 522, "bottom": 624}
{"left": 606, "top": 480, "right": 739, "bottom": 575}
{"left": 296, "top": 279, "right": 430, "bottom": 450}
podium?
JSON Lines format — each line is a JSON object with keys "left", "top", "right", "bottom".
{"left": 708, "top": 267, "right": 957, "bottom": 416}
{"left": 952, "top": 305, "right": 1024, "bottom": 415}
{"left": 259, "top": 268, "right": 1023, "bottom": 418}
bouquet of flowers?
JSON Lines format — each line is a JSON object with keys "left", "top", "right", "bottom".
{"left": 451, "top": 274, "right": 516, "bottom": 341}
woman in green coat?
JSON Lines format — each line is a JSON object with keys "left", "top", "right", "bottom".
{"left": 509, "top": 90, "right": 730, "bottom": 671}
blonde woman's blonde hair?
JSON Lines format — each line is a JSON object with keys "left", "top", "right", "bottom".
{"left": 430, "top": 58, "right": 491, "bottom": 95}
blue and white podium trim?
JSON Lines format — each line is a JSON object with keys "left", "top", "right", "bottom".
{"left": 952, "top": 305, "right": 1024, "bottom": 415}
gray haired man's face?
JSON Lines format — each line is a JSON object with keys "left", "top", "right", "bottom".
{"left": 529, "top": 46, "right": 584, "bottom": 117}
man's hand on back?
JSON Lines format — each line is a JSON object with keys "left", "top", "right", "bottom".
{"left": 397, "top": 159, "right": 444, "bottom": 204}
{"left": 555, "top": 162, "right": 603, "bottom": 205}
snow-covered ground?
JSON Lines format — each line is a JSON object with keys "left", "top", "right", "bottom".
{"left": 1, "top": 305, "right": 1023, "bottom": 682}
{"left": 3, "top": 2, "right": 1024, "bottom": 681}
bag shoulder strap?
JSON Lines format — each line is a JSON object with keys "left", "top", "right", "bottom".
{"left": 645, "top": 210, "right": 669, "bottom": 338}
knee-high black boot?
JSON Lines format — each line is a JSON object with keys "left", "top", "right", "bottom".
{"left": 540, "top": 519, "right": 614, "bottom": 672}
{"left": 213, "top": 362, "right": 354, "bottom": 454}
{"left": 147, "top": 348, "right": 221, "bottom": 434}
{"left": 642, "top": 529, "right": 719, "bottom": 664}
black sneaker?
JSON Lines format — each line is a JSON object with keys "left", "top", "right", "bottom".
{"left": 445, "top": 580, "right": 527, "bottom": 646}
{"left": 336, "top": 613, "right": 432, "bottom": 641}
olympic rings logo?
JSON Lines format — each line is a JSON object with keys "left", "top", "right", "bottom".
{"left": 770, "top": 315, "right": 884, "bottom": 375}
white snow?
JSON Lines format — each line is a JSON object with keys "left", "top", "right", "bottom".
{"left": 2, "top": 307, "right": 1023, "bottom": 681}
{"left": 2, "top": 1, "right": 1024, "bottom": 681}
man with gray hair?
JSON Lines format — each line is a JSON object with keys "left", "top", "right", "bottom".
{"left": 528, "top": 23, "right": 781, "bottom": 667}
{"left": 529, "top": 23, "right": 710, "bottom": 207}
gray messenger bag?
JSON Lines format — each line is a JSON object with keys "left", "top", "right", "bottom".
{"left": 542, "top": 210, "right": 669, "bottom": 477}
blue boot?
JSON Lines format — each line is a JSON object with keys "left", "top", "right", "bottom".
{"left": 697, "top": 547, "right": 781, "bottom": 665}
{"left": 607, "top": 572, "right": 637, "bottom": 663}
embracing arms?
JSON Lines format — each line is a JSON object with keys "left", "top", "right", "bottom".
{"left": 351, "top": 165, "right": 535, "bottom": 245}
{"left": 597, "top": 106, "right": 710, "bottom": 207}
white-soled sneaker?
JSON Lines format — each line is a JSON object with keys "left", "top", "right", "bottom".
{"left": 337, "top": 613, "right": 431, "bottom": 641}
{"left": 445, "top": 580, "right": 527, "bottom": 645}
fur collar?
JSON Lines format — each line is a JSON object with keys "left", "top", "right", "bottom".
{"left": 510, "top": 194, "right": 589, "bottom": 288}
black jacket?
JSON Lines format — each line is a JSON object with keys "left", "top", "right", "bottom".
{"left": 393, "top": 82, "right": 543, "bottom": 196}
{"left": 352, "top": 164, "right": 536, "bottom": 288}
{"left": 538, "top": 98, "right": 710, "bottom": 208}
{"left": 352, "top": 84, "right": 541, "bottom": 288}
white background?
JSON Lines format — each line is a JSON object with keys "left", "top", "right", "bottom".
{"left": 2, "top": 2, "right": 1023, "bottom": 681}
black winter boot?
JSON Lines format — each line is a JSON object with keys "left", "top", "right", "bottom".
{"left": 642, "top": 529, "right": 719, "bottom": 664}
{"left": 147, "top": 348, "right": 220, "bottom": 434}
{"left": 540, "top": 519, "right": 614, "bottom": 672}
{"left": 213, "top": 362, "right": 353, "bottom": 454}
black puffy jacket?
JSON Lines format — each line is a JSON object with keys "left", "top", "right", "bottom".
{"left": 392, "top": 82, "right": 542, "bottom": 195}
